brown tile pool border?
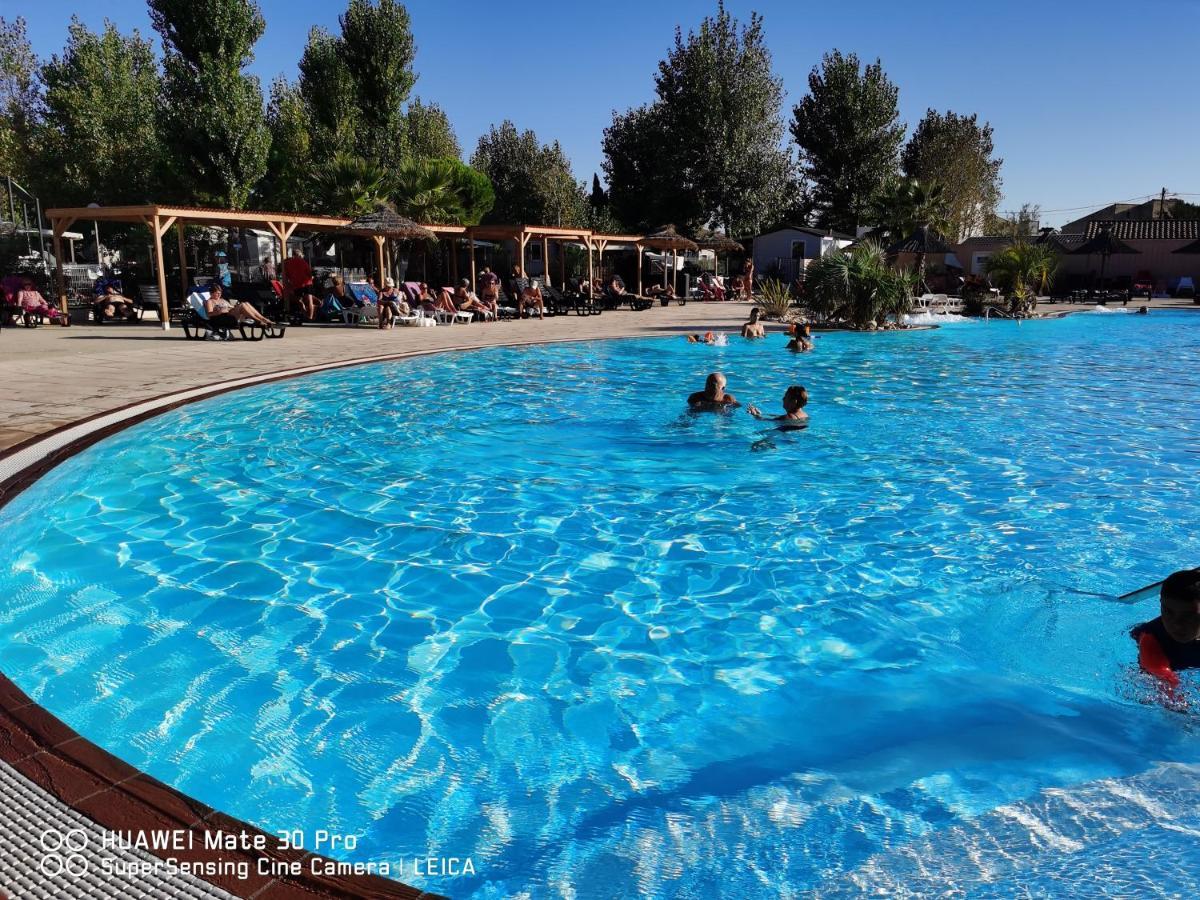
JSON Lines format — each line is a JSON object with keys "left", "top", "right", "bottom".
{"left": 0, "top": 335, "right": 618, "bottom": 899}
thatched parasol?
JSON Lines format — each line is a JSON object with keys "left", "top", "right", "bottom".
{"left": 339, "top": 206, "right": 436, "bottom": 286}
{"left": 640, "top": 225, "right": 699, "bottom": 252}
{"left": 695, "top": 234, "right": 743, "bottom": 279}
{"left": 640, "top": 226, "right": 698, "bottom": 290}
{"left": 1171, "top": 237, "right": 1200, "bottom": 255}
{"left": 339, "top": 206, "right": 436, "bottom": 242}
{"left": 1070, "top": 225, "right": 1139, "bottom": 290}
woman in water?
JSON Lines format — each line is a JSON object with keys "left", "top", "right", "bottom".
{"left": 748, "top": 385, "right": 808, "bottom": 425}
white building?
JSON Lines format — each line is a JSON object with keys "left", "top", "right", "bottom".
{"left": 751, "top": 225, "right": 855, "bottom": 282}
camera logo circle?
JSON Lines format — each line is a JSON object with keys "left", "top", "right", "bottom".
{"left": 39, "top": 829, "right": 89, "bottom": 878}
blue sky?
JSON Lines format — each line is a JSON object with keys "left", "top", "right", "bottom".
{"left": 17, "top": 0, "right": 1200, "bottom": 225}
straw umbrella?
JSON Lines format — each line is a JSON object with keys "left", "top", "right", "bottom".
{"left": 696, "top": 234, "right": 743, "bottom": 279}
{"left": 886, "top": 224, "right": 952, "bottom": 293}
{"left": 339, "top": 206, "right": 436, "bottom": 286}
{"left": 641, "top": 225, "right": 699, "bottom": 293}
{"left": 1070, "top": 225, "right": 1138, "bottom": 292}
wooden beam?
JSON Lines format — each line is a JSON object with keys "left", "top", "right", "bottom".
{"left": 52, "top": 231, "right": 68, "bottom": 316}
{"left": 51, "top": 216, "right": 77, "bottom": 238}
{"left": 468, "top": 228, "right": 477, "bottom": 289}
{"left": 176, "top": 222, "right": 189, "bottom": 304}
{"left": 587, "top": 240, "right": 593, "bottom": 290}
{"left": 559, "top": 237, "right": 566, "bottom": 289}
{"left": 151, "top": 215, "right": 171, "bottom": 330}
{"left": 449, "top": 237, "right": 458, "bottom": 285}
{"left": 154, "top": 215, "right": 177, "bottom": 240}
{"left": 637, "top": 244, "right": 643, "bottom": 296}
{"left": 541, "top": 236, "right": 549, "bottom": 287}
{"left": 373, "top": 235, "right": 386, "bottom": 294}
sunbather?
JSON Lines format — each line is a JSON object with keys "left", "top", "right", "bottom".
{"left": 377, "top": 277, "right": 410, "bottom": 329}
{"left": 687, "top": 372, "right": 739, "bottom": 410}
{"left": 748, "top": 385, "right": 809, "bottom": 426}
{"left": 204, "top": 284, "right": 275, "bottom": 334}
{"left": 94, "top": 284, "right": 138, "bottom": 322}
{"left": 451, "top": 279, "right": 492, "bottom": 317}
{"left": 520, "top": 279, "right": 546, "bottom": 319}
{"left": 646, "top": 283, "right": 676, "bottom": 301}
{"left": 16, "top": 279, "right": 66, "bottom": 324}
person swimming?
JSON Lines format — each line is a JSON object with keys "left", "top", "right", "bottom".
{"left": 1131, "top": 568, "right": 1200, "bottom": 689}
{"left": 687, "top": 331, "right": 717, "bottom": 344}
{"left": 687, "top": 372, "right": 739, "bottom": 410}
{"left": 747, "top": 385, "right": 809, "bottom": 426}
{"left": 787, "top": 323, "right": 814, "bottom": 352}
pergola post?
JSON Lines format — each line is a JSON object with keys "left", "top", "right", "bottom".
{"left": 468, "top": 228, "right": 477, "bottom": 289}
{"left": 176, "top": 223, "right": 188, "bottom": 303}
{"left": 637, "top": 244, "right": 643, "bottom": 295}
{"left": 151, "top": 215, "right": 173, "bottom": 329}
{"left": 672, "top": 249, "right": 678, "bottom": 293}
{"left": 541, "top": 236, "right": 549, "bottom": 287}
{"left": 52, "top": 226, "right": 67, "bottom": 316}
{"left": 373, "top": 235, "right": 386, "bottom": 291}
{"left": 559, "top": 238, "right": 566, "bottom": 290}
{"left": 587, "top": 240, "right": 593, "bottom": 290}
{"left": 449, "top": 237, "right": 458, "bottom": 285}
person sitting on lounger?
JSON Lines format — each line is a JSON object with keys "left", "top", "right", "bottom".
{"left": 748, "top": 385, "right": 809, "bottom": 426}
{"left": 478, "top": 267, "right": 500, "bottom": 304}
{"left": 377, "top": 277, "right": 409, "bottom": 329}
{"left": 699, "top": 272, "right": 725, "bottom": 301}
{"left": 1131, "top": 569, "right": 1200, "bottom": 694}
{"left": 741, "top": 307, "right": 765, "bottom": 339}
{"left": 520, "top": 279, "right": 546, "bottom": 320}
{"left": 17, "top": 278, "right": 66, "bottom": 324}
{"left": 646, "top": 283, "right": 676, "bottom": 301}
{"left": 93, "top": 284, "right": 138, "bottom": 322}
{"left": 204, "top": 284, "right": 275, "bottom": 334}
{"left": 687, "top": 372, "right": 739, "bottom": 410}
{"left": 787, "top": 323, "right": 814, "bottom": 352}
{"left": 451, "top": 279, "right": 492, "bottom": 317}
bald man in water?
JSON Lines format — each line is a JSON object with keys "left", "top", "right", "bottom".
{"left": 688, "top": 372, "right": 739, "bottom": 411}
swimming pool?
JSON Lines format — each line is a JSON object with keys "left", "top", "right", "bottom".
{"left": 2, "top": 311, "right": 1199, "bottom": 897}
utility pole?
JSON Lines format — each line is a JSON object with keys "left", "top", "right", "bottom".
{"left": 1158, "top": 186, "right": 1168, "bottom": 220}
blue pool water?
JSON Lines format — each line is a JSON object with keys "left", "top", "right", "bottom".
{"left": 2, "top": 310, "right": 1200, "bottom": 897}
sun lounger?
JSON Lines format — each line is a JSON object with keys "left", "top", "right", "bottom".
{"left": 181, "top": 291, "right": 285, "bottom": 341}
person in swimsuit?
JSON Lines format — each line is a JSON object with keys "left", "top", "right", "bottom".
{"left": 204, "top": 284, "right": 274, "bottom": 336}
{"left": 787, "top": 323, "right": 814, "bottom": 352}
{"left": 687, "top": 372, "right": 739, "bottom": 410}
{"left": 741, "top": 307, "right": 765, "bottom": 339}
{"left": 1131, "top": 569, "right": 1200, "bottom": 689}
{"left": 747, "top": 385, "right": 809, "bottom": 425}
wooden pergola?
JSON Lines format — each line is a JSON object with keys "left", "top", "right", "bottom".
{"left": 45, "top": 204, "right": 656, "bottom": 326}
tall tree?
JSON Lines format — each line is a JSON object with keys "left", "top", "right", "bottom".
{"left": 869, "top": 177, "right": 949, "bottom": 243}
{"left": 603, "top": 103, "right": 700, "bottom": 231}
{"left": 393, "top": 157, "right": 493, "bottom": 225}
{"left": 902, "top": 109, "right": 1002, "bottom": 241}
{"left": 791, "top": 50, "right": 904, "bottom": 234}
{"left": 471, "top": 121, "right": 586, "bottom": 227}
{"left": 0, "top": 16, "right": 38, "bottom": 182}
{"left": 150, "top": 0, "right": 270, "bottom": 207}
{"left": 399, "top": 98, "right": 460, "bottom": 162}
{"left": 34, "top": 19, "right": 161, "bottom": 207}
{"left": 604, "top": 2, "right": 794, "bottom": 235}
{"left": 983, "top": 203, "right": 1041, "bottom": 238}
{"left": 298, "top": 2, "right": 434, "bottom": 169}
{"left": 337, "top": 0, "right": 415, "bottom": 162}
{"left": 259, "top": 77, "right": 313, "bottom": 211}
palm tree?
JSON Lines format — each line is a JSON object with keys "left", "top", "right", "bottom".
{"left": 983, "top": 241, "right": 1059, "bottom": 315}
{"left": 872, "top": 177, "right": 949, "bottom": 243}
{"left": 805, "top": 241, "right": 916, "bottom": 328}
{"left": 310, "top": 153, "right": 394, "bottom": 217}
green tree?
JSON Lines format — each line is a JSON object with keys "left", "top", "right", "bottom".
{"left": 984, "top": 240, "right": 1058, "bottom": 314}
{"left": 393, "top": 157, "right": 492, "bottom": 224}
{"left": 902, "top": 109, "right": 1002, "bottom": 242}
{"left": 0, "top": 16, "right": 39, "bottom": 182}
{"left": 870, "top": 177, "right": 949, "bottom": 243}
{"left": 338, "top": 0, "right": 415, "bottom": 162}
{"left": 34, "top": 19, "right": 161, "bottom": 207}
{"left": 791, "top": 50, "right": 904, "bottom": 234}
{"left": 310, "top": 153, "right": 393, "bottom": 216}
{"left": 804, "top": 240, "right": 916, "bottom": 327}
{"left": 150, "top": 0, "right": 270, "bottom": 208}
{"left": 604, "top": 2, "right": 794, "bottom": 236}
{"left": 258, "top": 77, "right": 313, "bottom": 211}
{"left": 297, "top": 27, "right": 356, "bottom": 139}
{"left": 603, "top": 103, "right": 700, "bottom": 231}
{"left": 471, "top": 121, "right": 586, "bottom": 226}
{"left": 983, "top": 203, "right": 1041, "bottom": 238}
{"left": 398, "top": 98, "right": 460, "bottom": 161}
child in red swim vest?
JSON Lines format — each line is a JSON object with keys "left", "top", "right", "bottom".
{"left": 1131, "top": 569, "right": 1200, "bottom": 688}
